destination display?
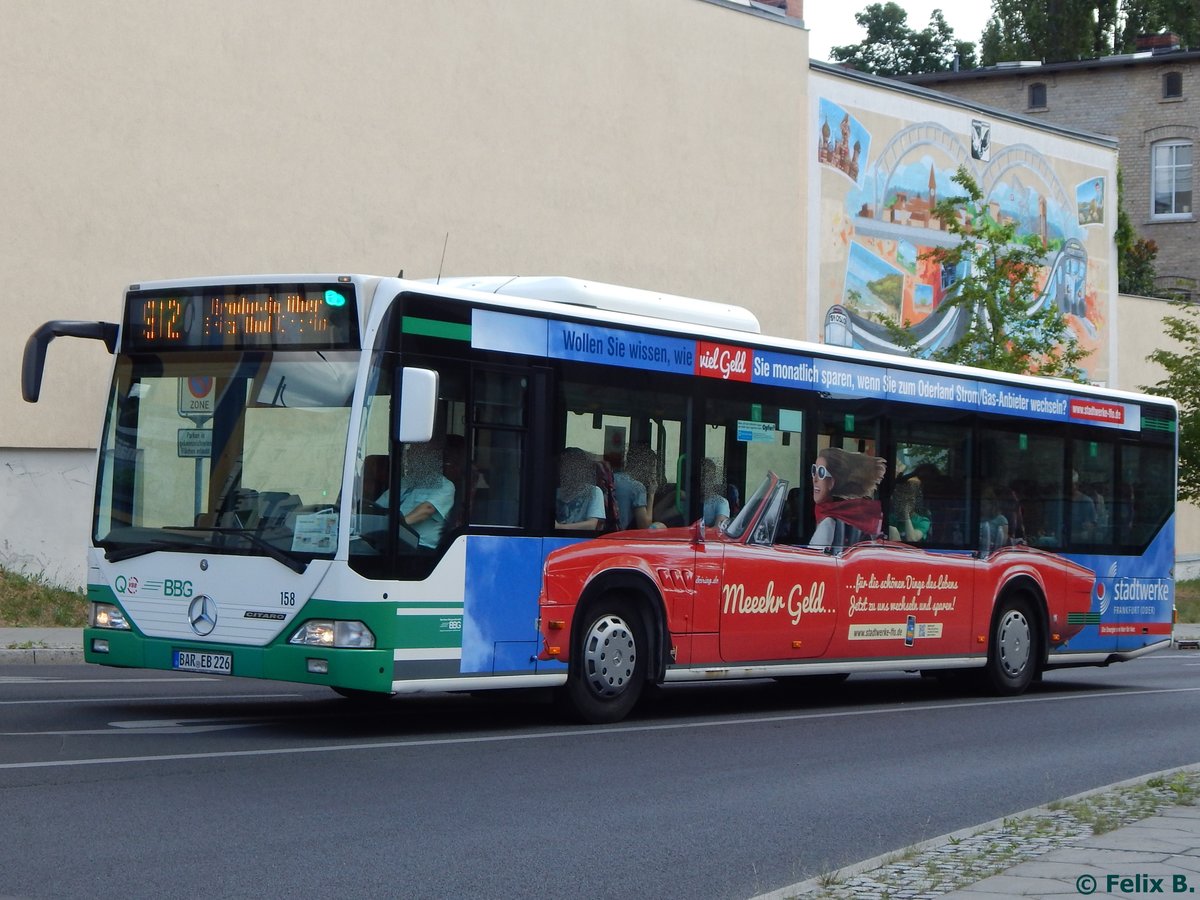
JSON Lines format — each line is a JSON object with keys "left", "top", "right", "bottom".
{"left": 471, "top": 309, "right": 1143, "bottom": 432}
{"left": 123, "top": 283, "right": 359, "bottom": 352}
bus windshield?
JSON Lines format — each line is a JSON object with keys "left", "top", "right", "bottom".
{"left": 94, "top": 350, "right": 359, "bottom": 567}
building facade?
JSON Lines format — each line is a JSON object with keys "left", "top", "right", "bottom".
{"left": 906, "top": 42, "right": 1200, "bottom": 301}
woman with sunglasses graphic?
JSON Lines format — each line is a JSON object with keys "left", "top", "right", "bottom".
{"left": 808, "top": 447, "right": 886, "bottom": 550}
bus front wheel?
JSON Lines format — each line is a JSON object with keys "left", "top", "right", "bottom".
{"left": 985, "top": 595, "right": 1039, "bottom": 695}
{"left": 563, "top": 598, "right": 646, "bottom": 724}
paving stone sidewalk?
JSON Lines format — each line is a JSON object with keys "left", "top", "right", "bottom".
{"left": 758, "top": 767, "right": 1200, "bottom": 900}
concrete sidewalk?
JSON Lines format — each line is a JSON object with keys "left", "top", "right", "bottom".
{"left": 941, "top": 805, "right": 1200, "bottom": 899}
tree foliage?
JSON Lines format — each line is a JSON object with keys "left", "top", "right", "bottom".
{"left": 881, "top": 167, "right": 1088, "bottom": 381}
{"left": 830, "top": 3, "right": 976, "bottom": 76}
{"left": 1114, "top": 166, "right": 1162, "bottom": 296}
{"left": 1117, "top": 0, "right": 1200, "bottom": 50}
{"left": 981, "top": 0, "right": 1120, "bottom": 64}
{"left": 1144, "top": 301, "right": 1200, "bottom": 503}
{"left": 980, "top": 0, "right": 1198, "bottom": 64}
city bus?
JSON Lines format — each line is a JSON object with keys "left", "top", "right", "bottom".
{"left": 21, "top": 274, "right": 1177, "bottom": 722}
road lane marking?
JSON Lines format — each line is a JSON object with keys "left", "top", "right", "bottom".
{"left": 1, "top": 685, "right": 1199, "bottom": 770}
{"left": 0, "top": 692, "right": 301, "bottom": 707}
{"left": 0, "top": 676, "right": 218, "bottom": 684}
{"left": 6, "top": 717, "right": 279, "bottom": 735}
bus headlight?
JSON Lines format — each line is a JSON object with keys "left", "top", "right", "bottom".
{"left": 90, "top": 602, "right": 131, "bottom": 630}
{"left": 288, "top": 620, "right": 375, "bottom": 649}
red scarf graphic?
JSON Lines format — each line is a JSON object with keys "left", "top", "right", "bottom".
{"left": 815, "top": 498, "right": 881, "bottom": 535}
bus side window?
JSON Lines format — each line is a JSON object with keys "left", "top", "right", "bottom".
{"left": 1070, "top": 439, "right": 1114, "bottom": 548}
{"left": 557, "top": 373, "right": 689, "bottom": 534}
{"left": 470, "top": 369, "right": 528, "bottom": 527}
{"left": 703, "top": 395, "right": 805, "bottom": 539}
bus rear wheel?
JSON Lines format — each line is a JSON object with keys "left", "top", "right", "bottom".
{"left": 563, "top": 598, "right": 646, "bottom": 724}
{"left": 985, "top": 595, "right": 1039, "bottom": 695}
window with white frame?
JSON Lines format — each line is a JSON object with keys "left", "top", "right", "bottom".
{"left": 1153, "top": 140, "right": 1193, "bottom": 217}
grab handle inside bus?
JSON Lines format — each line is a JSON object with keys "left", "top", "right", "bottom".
{"left": 22, "top": 320, "right": 118, "bottom": 403}
{"left": 395, "top": 367, "right": 439, "bottom": 442}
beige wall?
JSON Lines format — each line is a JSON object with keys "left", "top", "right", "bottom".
{"left": 1, "top": 0, "right": 810, "bottom": 450}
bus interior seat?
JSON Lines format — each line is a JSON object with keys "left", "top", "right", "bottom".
{"left": 362, "top": 454, "right": 390, "bottom": 505}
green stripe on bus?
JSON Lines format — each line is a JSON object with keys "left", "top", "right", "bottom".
{"left": 401, "top": 316, "right": 471, "bottom": 341}
{"left": 394, "top": 614, "right": 464, "bottom": 649}
{"left": 1143, "top": 417, "right": 1176, "bottom": 433}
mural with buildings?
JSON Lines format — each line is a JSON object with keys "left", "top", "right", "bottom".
{"left": 811, "top": 77, "right": 1115, "bottom": 383}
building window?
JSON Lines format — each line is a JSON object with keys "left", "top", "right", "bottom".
{"left": 1028, "top": 82, "right": 1047, "bottom": 109}
{"left": 1152, "top": 141, "right": 1193, "bottom": 217}
{"left": 1163, "top": 71, "right": 1183, "bottom": 99}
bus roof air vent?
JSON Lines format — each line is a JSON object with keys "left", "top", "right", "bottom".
{"left": 433, "top": 275, "right": 762, "bottom": 334}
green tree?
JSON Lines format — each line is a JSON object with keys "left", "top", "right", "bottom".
{"left": 881, "top": 167, "right": 1088, "bottom": 380}
{"left": 1115, "top": 166, "right": 1161, "bottom": 296}
{"left": 831, "top": 3, "right": 976, "bottom": 75}
{"left": 1118, "top": 0, "right": 1200, "bottom": 50}
{"left": 1144, "top": 301, "right": 1200, "bottom": 503}
{"left": 981, "top": 0, "right": 1119, "bottom": 63}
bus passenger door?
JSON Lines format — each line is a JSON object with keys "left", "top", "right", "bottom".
{"left": 718, "top": 542, "right": 840, "bottom": 662}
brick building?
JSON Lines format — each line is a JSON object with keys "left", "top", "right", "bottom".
{"left": 905, "top": 38, "right": 1199, "bottom": 300}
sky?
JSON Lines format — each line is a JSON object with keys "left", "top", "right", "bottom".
{"left": 804, "top": 1, "right": 995, "bottom": 63}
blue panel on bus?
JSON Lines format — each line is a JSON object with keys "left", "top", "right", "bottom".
{"left": 471, "top": 310, "right": 1145, "bottom": 432}
{"left": 472, "top": 309, "right": 548, "bottom": 356}
{"left": 546, "top": 321, "right": 695, "bottom": 374}
{"left": 461, "top": 535, "right": 574, "bottom": 675}
{"left": 1063, "top": 520, "right": 1176, "bottom": 653}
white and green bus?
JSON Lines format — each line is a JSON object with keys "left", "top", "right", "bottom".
{"left": 22, "top": 274, "right": 1177, "bottom": 719}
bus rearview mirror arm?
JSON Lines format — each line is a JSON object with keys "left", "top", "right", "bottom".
{"left": 22, "top": 320, "right": 118, "bottom": 403}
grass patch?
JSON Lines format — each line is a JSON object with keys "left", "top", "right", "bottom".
{"left": 1176, "top": 579, "right": 1200, "bottom": 624}
{"left": 0, "top": 567, "right": 87, "bottom": 627}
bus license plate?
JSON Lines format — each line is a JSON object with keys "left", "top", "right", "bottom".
{"left": 172, "top": 650, "right": 232, "bottom": 675}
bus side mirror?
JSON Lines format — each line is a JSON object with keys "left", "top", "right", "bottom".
{"left": 395, "top": 367, "right": 439, "bottom": 442}
{"left": 22, "top": 320, "right": 119, "bottom": 403}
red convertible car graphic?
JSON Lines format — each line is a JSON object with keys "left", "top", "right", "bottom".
{"left": 540, "top": 472, "right": 1096, "bottom": 723}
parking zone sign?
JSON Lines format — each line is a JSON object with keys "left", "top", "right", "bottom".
{"left": 179, "top": 376, "right": 215, "bottom": 418}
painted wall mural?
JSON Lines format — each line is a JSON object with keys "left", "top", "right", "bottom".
{"left": 813, "top": 85, "right": 1114, "bottom": 383}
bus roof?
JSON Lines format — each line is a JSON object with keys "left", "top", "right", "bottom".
{"left": 431, "top": 275, "right": 762, "bottom": 335}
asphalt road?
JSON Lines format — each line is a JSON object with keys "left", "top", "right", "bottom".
{"left": 2, "top": 652, "right": 1199, "bottom": 899}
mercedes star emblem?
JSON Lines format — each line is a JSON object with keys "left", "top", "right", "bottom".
{"left": 188, "top": 594, "right": 218, "bottom": 636}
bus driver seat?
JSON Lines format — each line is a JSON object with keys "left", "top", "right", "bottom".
{"left": 362, "top": 454, "right": 390, "bottom": 507}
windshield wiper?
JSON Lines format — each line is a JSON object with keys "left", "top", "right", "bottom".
{"left": 104, "top": 539, "right": 184, "bottom": 563}
{"left": 185, "top": 526, "right": 310, "bottom": 574}
{"left": 103, "top": 529, "right": 310, "bottom": 574}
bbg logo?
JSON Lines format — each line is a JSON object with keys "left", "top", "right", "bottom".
{"left": 164, "top": 579, "right": 194, "bottom": 598}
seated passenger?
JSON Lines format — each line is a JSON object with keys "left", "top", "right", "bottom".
{"left": 888, "top": 475, "right": 930, "bottom": 543}
{"left": 556, "top": 447, "right": 606, "bottom": 531}
{"left": 702, "top": 458, "right": 730, "bottom": 528}
{"left": 615, "top": 444, "right": 658, "bottom": 530}
{"left": 978, "top": 485, "right": 1009, "bottom": 553}
{"left": 808, "top": 447, "right": 885, "bottom": 550}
